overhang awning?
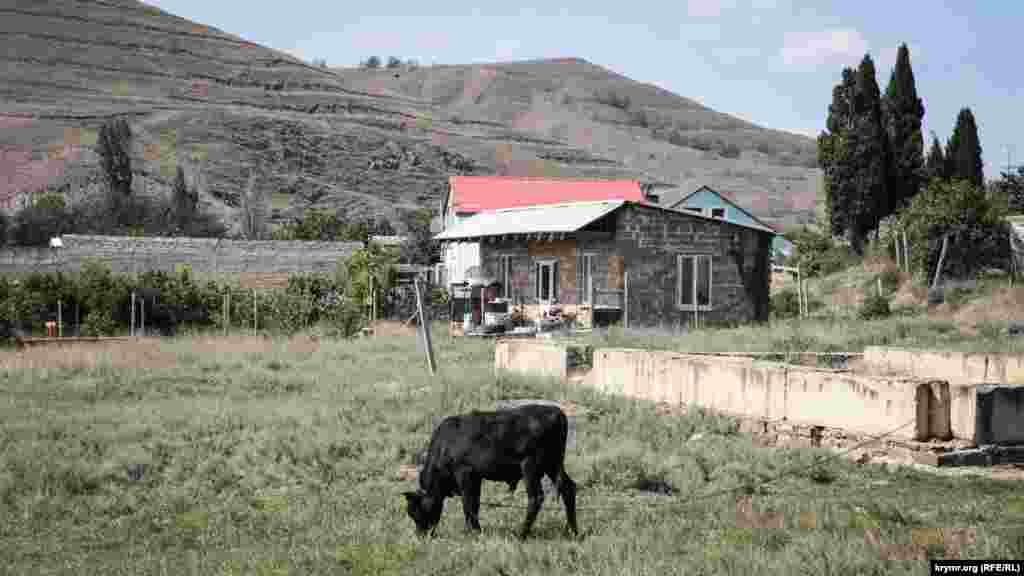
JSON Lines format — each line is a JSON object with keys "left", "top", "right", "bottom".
{"left": 433, "top": 200, "right": 625, "bottom": 242}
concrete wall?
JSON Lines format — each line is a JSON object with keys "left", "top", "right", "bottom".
{"left": 494, "top": 341, "right": 952, "bottom": 442}
{"left": 494, "top": 339, "right": 568, "bottom": 382}
{"left": 862, "top": 347, "right": 1024, "bottom": 441}
{"left": 0, "top": 234, "right": 363, "bottom": 286}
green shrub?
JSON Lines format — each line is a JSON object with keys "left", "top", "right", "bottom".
{"left": 857, "top": 294, "right": 891, "bottom": 320}
{"left": 770, "top": 290, "right": 800, "bottom": 319}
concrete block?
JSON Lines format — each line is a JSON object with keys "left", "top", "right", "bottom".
{"left": 974, "top": 385, "right": 1024, "bottom": 446}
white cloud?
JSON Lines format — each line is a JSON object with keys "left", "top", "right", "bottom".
{"left": 780, "top": 29, "right": 869, "bottom": 67}
{"left": 688, "top": 0, "right": 722, "bottom": 18}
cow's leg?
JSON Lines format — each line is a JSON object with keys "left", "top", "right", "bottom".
{"left": 455, "top": 468, "right": 482, "bottom": 533}
{"left": 518, "top": 458, "right": 544, "bottom": 540}
{"left": 552, "top": 467, "right": 578, "bottom": 537}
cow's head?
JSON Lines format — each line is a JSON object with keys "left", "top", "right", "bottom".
{"left": 402, "top": 490, "right": 443, "bottom": 536}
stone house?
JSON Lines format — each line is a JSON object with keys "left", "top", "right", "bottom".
{"left": 437, "top": 176, "right": 651, "bottom": 286}
{"left": 434, "top": 199, "right": 774, "bottom": 328}
{"left": 657, "top": 185, "right": 792, "bottom": 261}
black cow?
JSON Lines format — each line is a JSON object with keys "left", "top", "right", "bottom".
{"left": 402, "top": 404, "right": 578, "bottom": 539}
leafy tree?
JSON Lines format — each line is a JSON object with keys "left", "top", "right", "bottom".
{"left": 386, "top": 56, "right": 402, "bottom": 69}
{"left": 882, "top": 43, "right": 925, "bottom": 212}
{"left": 405, "top": 59, "right": 420, "bottom": 70}
{"left": 896, "top": 178, "right": 1011, "bottom": 281}
{"left": 924, "top": 132, "right": 945, "bottom": 183}
{"left": 171, "top": 166, "right": 196, "bottom": 233}
{"left": 0, "top": 209, "right": 8, "bottom": 247}
{"left": 96, "top": 117, "right": 133, "bottom": 201}
{"left": 11, "top": 192, "right": 69, "bottom": 246}
{"left": 397, "top": 207, "right": 435, "bottom": 266}
{"left": 363, "top": 56, "right": 381, "bottom": 69}
{"left": 373, "top": 216, "right": 396, "bottom": 236}
{"left": 991, "top": 166, "right": 1024, "bottom": 213}
{"left": 944, "top": 108, "right": 984, "bottom": 188}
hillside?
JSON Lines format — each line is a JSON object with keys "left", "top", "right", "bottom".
{"left": 0, "top": 0, "right": 822, "bottom": 235}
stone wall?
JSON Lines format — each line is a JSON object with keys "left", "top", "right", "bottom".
{"left": 0, "top": 235, "right": 363, "bottom": 287}
{"left": 477, "top": 204, "right": 772, "bottom": 327}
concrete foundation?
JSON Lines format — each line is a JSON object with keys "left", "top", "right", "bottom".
{"left": 495, "top": 341, "right": 953, "bottom": 442}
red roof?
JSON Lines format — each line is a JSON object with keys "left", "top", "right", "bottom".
{"left": 447, "top": 175, "right": 645, "bottom": 214}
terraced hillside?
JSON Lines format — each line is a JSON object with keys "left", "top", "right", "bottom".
{"left": 0, "top": 0, "right": 822, "bottom": 235}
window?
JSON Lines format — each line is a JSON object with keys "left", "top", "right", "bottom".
{"left": 678, "top": 255, "right": 712, "bottom": 309}
{"left": 499, "top": 255, "right": 512, "bottom": 298}
{"left": 710, "top": 207, "right": 726, "bottom": 218}
{"left": 535, "top": 259, "right": 559, "bottom": 302}
{"left": 581, "top": 254, "right": 595, "bottom": 304}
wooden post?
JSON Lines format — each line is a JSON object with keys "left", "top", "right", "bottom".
{"left": 252, "top": 289, "right": 257, "bottom": 336}
{"left": 140, "top": 297, "right": 145, "bottom": 337}
{"left": 902, "top": 231, "right": 910, "bottom": 274}
{"left": 623, "top": 269, "right": 629, "bottom": 329}
{"left": 414, "top": 277, "right": 437, "bottom": 377}
{"left": 796, "top": 268, "right": 804, "bottom": 318}
{"left": 226, "top": 291, "right": 231, "bottom": 335}
{"left": 130, "top": 291, "right": 136, "bottom": 337}
{"left": 370, "top": 275, "right": 376, "bottom": 336}
{"left": 931, "top": 234, "right": 950, "bottom": 291}
{"left": 57, "top": 299, "right": 62, "bottom": 338}
{"left": 877, "top": 277, "right": 883, "bottom": 298}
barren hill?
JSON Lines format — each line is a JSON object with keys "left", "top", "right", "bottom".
{"left": 0, "top": 0, "right": 822, "bottom": 235}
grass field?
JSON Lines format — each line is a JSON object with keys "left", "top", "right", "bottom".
{"left": 2, "top": 326, "right": 1023, "bottom": 575}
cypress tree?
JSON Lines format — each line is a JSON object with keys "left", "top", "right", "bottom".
{"left": 849, "top": 54, "right": 889, "bottom": 252}
{"left": 925, "top": 132, "right": 945, "bottom": 182}
{"left": 819, "top": 68, "right": 859, "bottom": 242}
{"left": 882, "top": 43, "right": 925, "bottom": 211}
{"left": 945, "top": 108, "right": 984, "bottom": 188}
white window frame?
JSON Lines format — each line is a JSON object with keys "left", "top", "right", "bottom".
{"left": 677, "top": 254, "right": 713, "bottom": 311}
{"left": 534, "top": 258, "right": 559, "bottom": 303}
{"left": 581, "top": 253, "right": 596, "bottom": 305}
{"left": 498, "top": 254, "right": 513, "bottom": 299}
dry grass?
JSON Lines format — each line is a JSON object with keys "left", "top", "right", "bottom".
{"left": 1, "top": 328, "right": 1024, "bottom": 574}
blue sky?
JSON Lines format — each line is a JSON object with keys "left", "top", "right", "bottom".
{"left": 148, "top": 0, "right": 1021, "bottom": 179}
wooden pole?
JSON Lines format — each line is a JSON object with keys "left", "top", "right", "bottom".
{"left": 931, "top": 234, "right": 950, "bottom": 291}
{"left": 130, "top": 291, "right": 136, "bottom": 337}
{"left": 226, "top": 291, "right": 231, "bottom": 335}
{"left": 414, "top": 277, "right": 437, "bottom": 377}
{"left": 140, "top": 297, "right": 145, "bottom": 337}
{"left": 877, "top": 277, "right": 883, "bottom": 298}
{"left": 370, "top": 275, "right": 376, "bottom": 336}
{"left": 252, "top": 289, "right": 257, "bottom": 336}
{"left": 57, "top": 299, "right": 62, "bottom": 338}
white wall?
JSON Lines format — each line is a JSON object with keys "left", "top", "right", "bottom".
{"left": 443, "top": 241, "right": 480, "bottom": 285}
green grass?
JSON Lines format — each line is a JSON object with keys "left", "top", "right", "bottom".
{"left": 1, "top": 327, "right": 1023, "bottom": 574}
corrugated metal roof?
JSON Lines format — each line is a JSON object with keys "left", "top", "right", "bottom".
{"left": 447, "top": 175, "right": 645, "bottom": 214}
{"left": 435, "top": 200, "right": 625, "bottom": 241}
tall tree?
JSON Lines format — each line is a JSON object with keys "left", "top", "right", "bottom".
{"left": 944, "top": 108, "right": 984, "bottom": 188}
{"left": 240, "top": 171, "right": 268, "bottom": 240}
{"left": 171, "top": 166, "right": 197, "bottom": 234}
{"left": 95, "top": 117, "right": 133, "bottom": 201}
{"left": 850, "top": 54, "right": 889, "bottom": 251}
{"left": 882, "top": 43, "right": 925, "bottom": 212}
{"left": 819, "top": 68, "right": 859, "bottom": 242}
{"left": 925, "top": 131, "right": 945, "bottom": 182}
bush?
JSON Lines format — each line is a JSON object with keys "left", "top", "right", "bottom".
{"left": 719, "top": 143, "right": 742, "bottom": 159}
{"left": 362, "top": 56, "right": 381, "bottom": 69}
{"left": 857, "top": 294, "right": 891, "bottom": 320}
{"left": 595, "top": 90, "right": 631, "bottom": 110}
{"left": 770, "top": 290, "right": 800, "bottom": 319}
{"left": 386, "top": 56, "right": 402, "bottom": 69}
